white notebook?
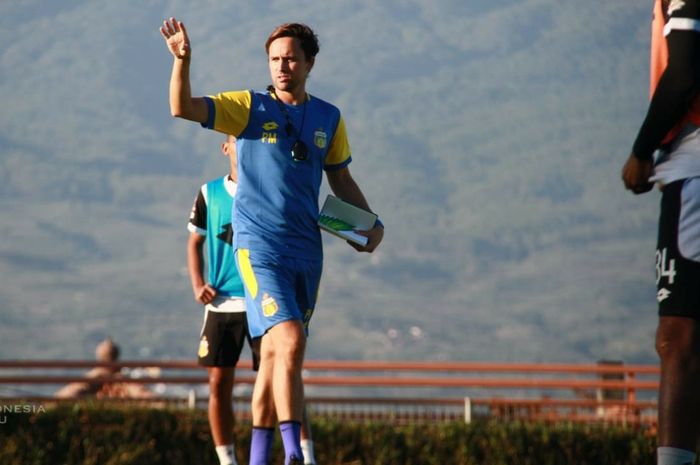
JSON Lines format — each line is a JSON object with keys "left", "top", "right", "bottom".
{"left": 317, "top": 195, "right": 378, "bottom": 246}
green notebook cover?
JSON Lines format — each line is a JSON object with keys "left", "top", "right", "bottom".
{"left": 317, "top": 195, "right": 378, "bottom": 246}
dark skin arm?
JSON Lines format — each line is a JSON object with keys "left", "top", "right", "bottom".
{"left": 621, "top": 156, "right": 655, "bottom": 194}
{"left": 187, "top": 232, "right": 217, "bottom": 304}
{"left": 622, "top": 30, "right": 700, "bottom": 194}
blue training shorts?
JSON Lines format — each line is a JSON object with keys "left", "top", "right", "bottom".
{"left": 235, "top": 248, "right": 322, "bottom": 338}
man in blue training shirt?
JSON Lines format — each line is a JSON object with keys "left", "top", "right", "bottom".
{"left": 164, "top": 21, "right": 383, "bottom": 465}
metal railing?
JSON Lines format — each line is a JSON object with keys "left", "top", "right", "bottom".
{"left": 0, "top": 359, "right": 660, "bottom": 426}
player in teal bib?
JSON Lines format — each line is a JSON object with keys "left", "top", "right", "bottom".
{"left": 192, "top": 175, "right": 243, "bottom": 296}
{"left": 187, "top": 136, "right": 252, "bottom": 465}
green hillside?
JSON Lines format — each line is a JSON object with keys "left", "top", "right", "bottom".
{"left": 0, "top": 1, "right": 660, "bottom": 366}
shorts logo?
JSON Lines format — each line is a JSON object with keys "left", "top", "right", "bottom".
{"left": 657, "top": 288, "right": 672, "bottom": 303}
{"left": 198, "top": 336, "right": 209, "bottom": 358}
{"left": 313, "top": 129, "right": 327, "bottom": 149}
{"left": 262, "top": 121, "right": 279, "bottom": 131}
{"left": 262, "top": 293, "right": 279, "bottom": 317}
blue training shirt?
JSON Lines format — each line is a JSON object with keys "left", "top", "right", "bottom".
{"left": 201, "top": 89, "right": 352, "bottom": 260}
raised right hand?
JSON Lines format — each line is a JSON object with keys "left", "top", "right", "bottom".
{"left": 159, "top": 17, "right": 191, "bottom": 59}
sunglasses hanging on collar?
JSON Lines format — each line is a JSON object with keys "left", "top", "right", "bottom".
{"left": 267, "top": 85, "right": 309, "bottom": 162}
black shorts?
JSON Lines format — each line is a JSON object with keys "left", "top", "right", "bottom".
{"left": 197, "top": 310, "right": 260, "bottom": 369}
{"left": 657, "top": 179, "right": 700, "bottom": 318}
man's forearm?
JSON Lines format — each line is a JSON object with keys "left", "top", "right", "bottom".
{"left": 334, "top": 183, "right": 370, "bottom": 211}
{"left": 187, "top": 239, "right": 206, "bottom": 293}
{"left": 633, "top": 70, "right": 700, "bottom": 159}
{"left": 328, "top": 170, "right": 373, "bottom": 212}
{"left": 633, "top": 31, "right": 700, "bottom": 159}
{"left": 169, "top": 57, "right": 193, "bottom": 118}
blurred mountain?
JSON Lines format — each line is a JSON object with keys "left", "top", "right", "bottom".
{"left": 0, "top": 0, "right": 660, "bottom": 365}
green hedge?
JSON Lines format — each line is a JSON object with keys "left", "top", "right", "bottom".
{"left": 0, "top": 402, "right": 656, "bottom": 465}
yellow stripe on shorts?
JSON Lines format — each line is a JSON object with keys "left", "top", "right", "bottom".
{"left": 237, "top": 249, "right": 258, "bottom": 299}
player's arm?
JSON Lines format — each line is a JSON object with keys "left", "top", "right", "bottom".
{"left": 623, "top": 24, "right": 700, "bottom": 194}
{"left": 187, "top": 232, "right": 216, "bottom": 304}
{"left": 159, "top": 17, "right": 208, "bottom": 123}
{"left": 186, "top": 189, "right": 216, "bottom": 304}
{"left": 633, "top": 30, "right": 700, "bottom": 161}
{"left": 326, "top": 167, "right": 383, "bottom": 253}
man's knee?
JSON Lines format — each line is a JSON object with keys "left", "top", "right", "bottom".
{"left": 271, "top": 321, "right": 306, "bottom": 364}
{"left": 276, "top": 337, "right": 305, "bottom": 369}
{"left": 208, "top": 368, "right": 234, "bottom": 397}
{"left": 260, "top": 337, "right": 275, "bottom": 362}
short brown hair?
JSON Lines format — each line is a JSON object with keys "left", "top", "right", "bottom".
{"left": 265, "top": 23, "right": 319, "bottom": 61}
